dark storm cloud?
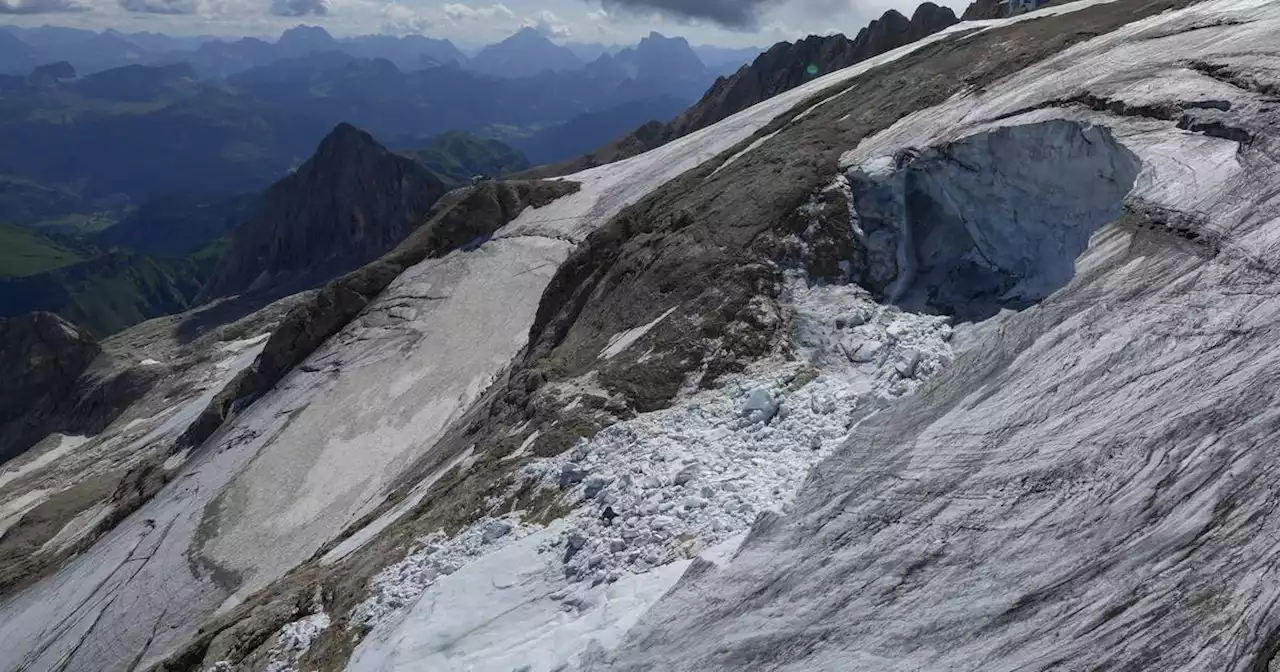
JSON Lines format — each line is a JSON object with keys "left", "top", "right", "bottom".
{"left": 119, "top": 0, "right": 198, "bottom": 14}
{"left": 598, "top": 0, "right": 777, "bottom": 28}
{"left": 270, "top": 0, "right": 328, "bottom": 16}
{"left": 0, "top": 0, "right": 87, "bottom": 13}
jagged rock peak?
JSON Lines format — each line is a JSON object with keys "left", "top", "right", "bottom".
{"left": 199, "top": 123, "right": 448, "bottom": 300}
{"left": 317, "top": 121, "right": 377, "bottom": 154}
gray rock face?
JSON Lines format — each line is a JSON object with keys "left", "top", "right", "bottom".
{"left": 961, "top": 0, "right": 1004, "bottom": 20}
{"left": 200, "top": 122, "right": 449, "bottom": 301}
{"left": 0, "top": 313, "right": 100, "bottom": 464}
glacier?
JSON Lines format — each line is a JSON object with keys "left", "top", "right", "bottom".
{"left": 2, "top": 0, "right": 1278, "bottom": 669}
{"left": 605, "top": 0, "right": 1280, "bottom": 670}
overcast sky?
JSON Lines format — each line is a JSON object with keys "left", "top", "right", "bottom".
{"left": 0, "top": 0, "right": 970, "bottom": 47}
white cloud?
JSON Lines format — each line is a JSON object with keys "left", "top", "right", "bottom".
{"left": 380, "top": 1, "right": 435, "bottom": 31}
{"left": 441, "top": 1, "right": 513, "bottom": 22}
{"left": 120, "top": 0, "right": 201, "bottom": 13}
{"left": 270, "top": 0, "right": 328, "bottom": 15}
{"left": 0, "top": 0, "right": 89, "bottom": 14}
{"left": 521, "top": 8, "right": 569, "bottom": 37}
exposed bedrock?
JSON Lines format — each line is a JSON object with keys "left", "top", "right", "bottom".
{"left": 847, "top": 120, "right": 1141, "bottom": 321}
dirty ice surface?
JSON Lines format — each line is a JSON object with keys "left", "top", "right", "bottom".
{"left": 605, "top": 1, "right": 1280, "bottom": 670}
{"left": 346, "top": 277, "right": 953, "bottom": 671}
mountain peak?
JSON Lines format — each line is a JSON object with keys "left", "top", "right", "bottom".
{"left": 280, "top": 24, "right": 333, "bottom": 39}
{"left": 510, "top": 26, "right": 548, "bottom": 41}
{"left": 470, "top": 25, "right": 583, "bottom": 77}
{"left": 618, "top": 29, "right": 705, "bottom": 77}
{"left": 200, "top": 124, "right": 448, "bottom": 299}
{"left": 276, "top": 24, "right": 338, "bottom": 57}
{"left": 318, "top": 121, "right": 376, "bottom": 153}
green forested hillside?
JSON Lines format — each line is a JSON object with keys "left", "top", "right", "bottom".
{"left": 0, "top": 246, "right": 221, "bottom": 336}
{"left": 0, "top": 222, "right": 84, "bottom": 277}
{"left": 401, "top": 131, "right": 531, "bottom": 184}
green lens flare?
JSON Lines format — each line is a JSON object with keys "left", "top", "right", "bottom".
{"left": 806, "top": 64, "right": 819, "bottom": 75}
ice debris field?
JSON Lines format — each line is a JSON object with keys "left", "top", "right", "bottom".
{"left": 309, "top": 277, "right": 956, "bottom": 671}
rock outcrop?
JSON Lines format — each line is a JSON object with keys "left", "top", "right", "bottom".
{"left": 962, "top": 0, "right": 1005, "bottom": 19}
{"left": 0, "top": 313, "right": 100, "bottom": 463}
{"left": 200, "top": 123, "right": 449, "bottom": 301}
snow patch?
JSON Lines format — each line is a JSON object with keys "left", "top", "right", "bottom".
{"left": 0, "top": 488, "right": 50, "bottom": 539}
{"left": 600, "top": 306, "right": 679, "bottom": 360}
{"left": 39, "top": 500, "right": 114, "bottom": 554}
{"left": 320, "top": 446, "right": 477, "bottom": 566}
{"left": 263, "top": 611, "right": 330, "bottom": 672}
{"left": 0, "top": 434, "right": 89, "bottom": 491}
{"left": 218, "top": 333, "right": 270, "bottom": 352}
{"left": 503, "top": 430, "right": 542, "bottom": 462}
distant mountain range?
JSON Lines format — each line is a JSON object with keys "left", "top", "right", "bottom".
{"left": 0, "top": 24, "right": 728, "bottom": 228}
{"left": 0, "top": 23, "right": 761, "bottom": 81}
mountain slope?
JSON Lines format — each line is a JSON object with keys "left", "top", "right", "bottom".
{"left": 513, "top": 96, "right": 688, "bottom": 165}
{"left": 0, "top": 249, "right": 216, "bottom": 337}
{"left": 274, "top": 25, "right": 338, "bottom": 59}
{"left": 96, "top": 192, "right": 258, "bottom": 256}
{"left": 200, "top": 123, "right": 448, "bottom": 299}
{"left": 0, "top": 222, "right": 83, "bottom": 277}
{"left": 0, "top": 75, "right": 328, "bottom": 205}
{"left": 340, "top": 34, "right": 468, "bottom": 70}
{"left": 0, "top": 312, "right": 99, "bottom": 464}
{"left": 400, "top": 131, "right": 531, "bottom": 184}
{"left": 609, "top": 32, "right": 710, "bottom": 102}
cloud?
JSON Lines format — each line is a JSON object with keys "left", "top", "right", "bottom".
{"left": 119, "top": 0, "right": 199, "bottom": 13}
{"left": 380, "top": 1, "right": 436, "bottom": 32}
{"left": 522, "top": 8, "right": 570, "bottom": 38}
{"left": 597, "top": 0, "right": 777, "bottom": 28}
{"left": 441, "top": 1, "right": 514, "bottom": 22}
{"left": 0, "top": 0, "right": 89, "bottom": 13}
{"left": 270, "top": 0, "right": 327, "bottom": 15}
